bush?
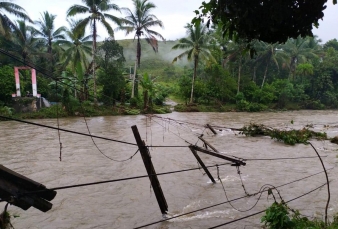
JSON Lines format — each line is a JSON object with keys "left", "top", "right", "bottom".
{"left": 262, "top": 202, "right": 338, "bottom": 229}
{"left": 0, "top": 106, "right": 13, "bottom": 117}
{"left": 252, "top": 84, "right": 277, "bottom": 105}
{"left": 304, "top": 100, "right": 325, "bottom": 110}
{"left": 236, "top": 99, "right": 250, "bottom": 111}
{"left": 17, "top": 105, "right": 68, "bottom": 119}
{"left": 248, "top": 103, "right": 267, "bottom": 112}
{"left": 129, "top": 97, "right": 141, "bottom": 108}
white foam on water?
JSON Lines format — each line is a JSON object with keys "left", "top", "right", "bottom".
{"left": 165, "top": 209, "right": 235, "bottom": 222}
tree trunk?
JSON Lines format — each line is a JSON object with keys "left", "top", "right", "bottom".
{"left": 237, "top": 56, "right": 242, "bottom": 94}
{"left": 253, "top": 66, "right": 257, "bottom": 82}
{"left": 92, "top": 19, "right": 97, "bottom": 103}
{"left": 290, "top": 57, "right": 296, "bottom": 81}
{"left": 261, "top": 62, "right": 269, "bottom": 88}
{"left": 190, "top": 56, "right": 198, "bottom": 103}
{"left": 121, "top": 87, "right": 125, "bottom": 105}
{"left": 131, "top": 59, "right": 137, "bottom": 98}
{"left": 143, "top": 90, "right": 148, "bottom": 110}
{"left": 137, "top": 36, "right": 141, "bottom": 67}
{"left": 74, "top": 73, "right": 77, "bottom": 98}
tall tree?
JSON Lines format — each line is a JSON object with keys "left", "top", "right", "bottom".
{"left": 254, "top": 41, "right": 287, "bottom": 88}
{"left": 172, "top": 23, "right": 215, "bottom": 103}
{"left": 118, "top": 0, "right": 164, "bottom": 67}
{"left": 59, "top": 19, "right": 92, "bottom": 99}
{"left": 0, "top": 0, "right": 31, "bottom": 38}
{"left": 35, "top": 11, "right": 66, "bottom": 55}
{"left": 6, "top": 20, "right": 41, "bottom": 63}
{"left": 97, "top": 38, "right": 125, "bottom": 105}
{"left": 66, "top": 0, "right": 121, "bottom": 102}
{"left": 281, "top": 36, "right": 319, "bottom": 80}
{"left": 60, "top": 19, "right": 92, "bottom": 77}
{"left": 222, "top": 40, "right": 249, "bottom": 94}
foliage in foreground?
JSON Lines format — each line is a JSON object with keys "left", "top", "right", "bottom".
{"left": 262, "top": 202, "right": 338, "bottom": 229}
{"left": 0, "top": 209, "right": 15, "bottom": 229}
{"left": 240, "top": 123, "right": 327, "bottom": 145}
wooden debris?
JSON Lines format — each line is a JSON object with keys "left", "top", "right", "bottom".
{"left": 189, "top": 146, "right": 216, "bottom": 183}
{"left": 206, "top": 124, "right": 217, "bottom": 135}
{"left": 0, "top": 165, "right": 56, "bottom": 212}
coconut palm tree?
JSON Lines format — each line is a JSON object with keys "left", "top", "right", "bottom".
{"left": 66, "top": 0, "right": 121, "bottom": 101}
{"left": 59, "top": 19, "right": 92, "bottom": 98}
{"left": 0, "top": 0, "right": 31, "bottom": 38}
{"left": 172, "top": 23, "right": 214, "bottom": 103}
{"left": 60, "top": 19, "right": 92, "bottom": 77}
{"left": 35, "top": 11, "right": 67, "bottom": 55}
{"left": 6, "top": 20, "right": 41, "bottom": 63}
{"left": 295, "top": 63, "right": 314, "bottom": 83}
{"left": 254, "top": 41, "right": 288, "bottom": 88}
{"left": 118, "top": 0, "right": 164, "bottom": 68}
{"left": 281, "top": 36, "right": 319, "bottom": 80}
{"left": 221, "top": 40, "right": 249, "bottom": 94}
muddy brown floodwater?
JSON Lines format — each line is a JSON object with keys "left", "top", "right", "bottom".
{"left": 1, "top": 110, "right": 338, "bottom": 229}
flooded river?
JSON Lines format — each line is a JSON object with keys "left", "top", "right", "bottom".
{"left": 1, "top": 110, "right": 338, "bottom": 228}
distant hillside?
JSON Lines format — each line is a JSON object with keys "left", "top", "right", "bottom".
{"left": 116, "top": 39, "right": 191, "bottom": 77}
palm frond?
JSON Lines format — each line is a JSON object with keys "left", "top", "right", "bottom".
{"left": 67, "top": 5, "right": 89, "bottom": 17}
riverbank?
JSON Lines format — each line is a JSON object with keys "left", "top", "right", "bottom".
{"left": 1, "top": 98, "right": 336, "bottom": 121}
{"left": 0, "top": 102, "right": 173, "bottom": 120}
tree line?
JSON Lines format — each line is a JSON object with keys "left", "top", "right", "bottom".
{"left": 172, "top": 23, "right": 338, "bottom": 111}
{"left": 0, "top": 0, "right": 338, "bottom": 115}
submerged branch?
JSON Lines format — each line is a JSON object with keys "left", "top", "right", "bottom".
{"left": 239, "top": 123, "right": 328, "bottom": 145}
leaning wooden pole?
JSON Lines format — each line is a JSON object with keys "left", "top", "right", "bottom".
{"left": 206, "top": 124, "right": 217, "bottom": 135}
{"left": 198, "top": 136, "right": 219, "bottom": 153}
{"left": 189, "top": 146, "right": 216, "bottom": 183}
{"left": 131, "top": 125, "right": 168, "bottom": 214}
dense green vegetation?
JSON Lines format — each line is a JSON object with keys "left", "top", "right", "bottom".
{"left": 262, "top": 201, "right": 338, "bottom": 229}
{"left": 0, "top": 0, "right": 338, "bottom": 118}
{"left": 169, "top": 36, "right": 338, "bottom": 112}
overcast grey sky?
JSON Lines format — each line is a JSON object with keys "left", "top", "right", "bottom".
{"left": 12, "top": 0, "right": 338, "bottom": 43}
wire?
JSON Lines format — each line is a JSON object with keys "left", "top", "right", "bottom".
{"left": 147, "top": 114, "right": 206, "bottom": 129}
{"left": 147, "top": 114, "right": 207, "bottom": 138}
{"left": 236, "top": 166, "right": 250, "bottom": 196}
{"left": 308, "top": 141, "right": 331, "bottom": 225}
{"left": 0, "top": 115, "right": 137, "bottom": 146}
{"left": 0, "top": 115, "right": 190, "bottom": 148}
{"left": 133, "top": 168, "right": 333, "bottom": 229}
{"left": 208, "top": 183, "right": 327, "bottom": 229}
{"left": 21, "top": 162, "right": 232, "bottom": 195}
{"left": 55, "top": 81, "right": 63, "bottom": 161}
{"left": 78, "top": 99, "right": 139, "bottom": 162}
{"left": 150, "top": 117, "right": 194, "bottom": 145}
{"left": 244, "top": 155, "right": 328, "bottom": 161}
{"left": 217, "top": 165, "right": 264, "bottom": 213}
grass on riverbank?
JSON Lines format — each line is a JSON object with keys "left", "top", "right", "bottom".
{"left": 0, "top": 103, "right": 172, "bottom": 120}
